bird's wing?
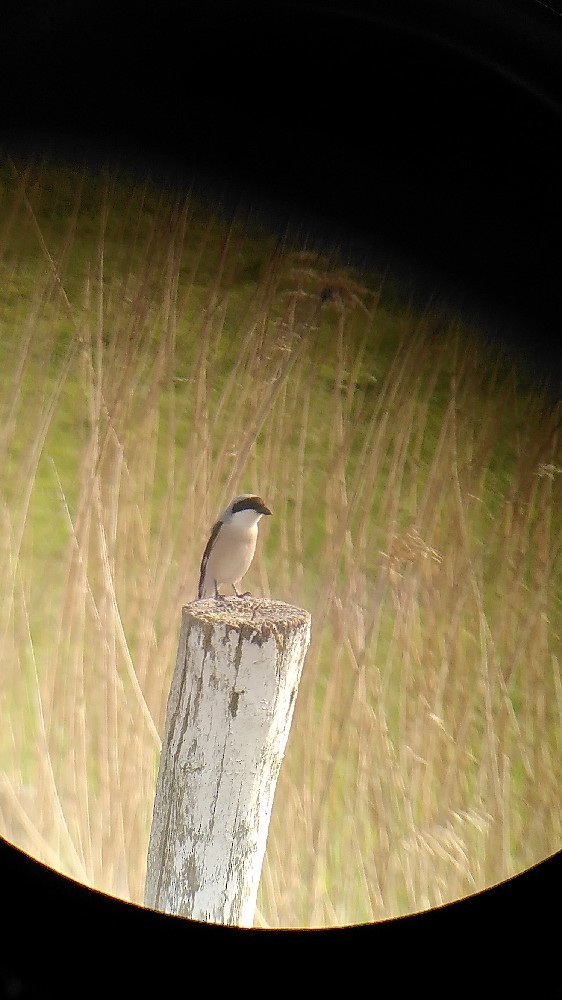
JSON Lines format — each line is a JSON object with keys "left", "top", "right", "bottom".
{"left": 198, "top": 519, "right": 223, "bottom": 598}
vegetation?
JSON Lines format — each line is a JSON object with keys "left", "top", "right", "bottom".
{"left": 0, "top": 160, "right": 560, "bottom": 927}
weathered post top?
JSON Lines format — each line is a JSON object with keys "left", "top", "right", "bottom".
{"left": 189, "top": 594, "right": 310, "bottom": 638}
{"left": 144, "top": 596, "right": 310, "bottom": 927}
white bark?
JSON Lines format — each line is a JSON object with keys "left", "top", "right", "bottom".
{"left": 144, "top": 597, "right": 311, "bottom": 927}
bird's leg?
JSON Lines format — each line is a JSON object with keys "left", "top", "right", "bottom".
{"left": 232, "top": 583, "right": 252, "bottom": 598}
{"left": 214, "top": 582, "right": 226, "bottom": 600}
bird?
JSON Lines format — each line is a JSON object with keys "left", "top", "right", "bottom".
{"left": 197, "top": 494, "right": 272, "bottom": 600}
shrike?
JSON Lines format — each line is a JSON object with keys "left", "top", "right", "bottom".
{"left": 198, "top": 494, "right": 272, "bottom": 600}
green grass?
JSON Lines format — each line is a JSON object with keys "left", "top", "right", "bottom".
{"left": 0, "top": 159, "right": 561, "bottom": 926}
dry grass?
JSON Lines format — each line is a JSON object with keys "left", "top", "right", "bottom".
{"left": 0, "top": 162, "right": 561, "bottom": 926}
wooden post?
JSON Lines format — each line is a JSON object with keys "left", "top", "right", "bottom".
{"left": 144, "top": 597, "right": 311, "bottom": 927}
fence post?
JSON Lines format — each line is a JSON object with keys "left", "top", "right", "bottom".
{"left": 144, "top": 597, "right": 311, "bottom": 927}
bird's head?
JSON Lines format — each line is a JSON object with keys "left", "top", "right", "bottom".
{"left": 222, "top": 494, "right": 272, "bottom": 526}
